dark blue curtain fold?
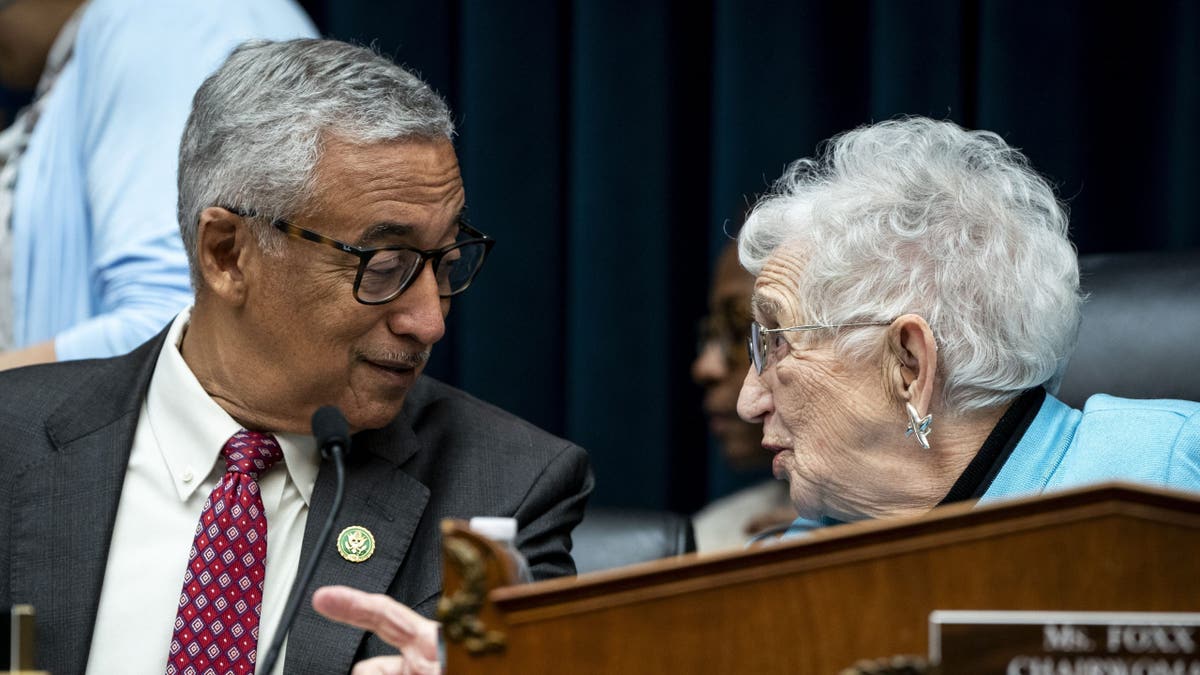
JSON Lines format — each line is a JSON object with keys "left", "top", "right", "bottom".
{"left": 299, "top": 0, "right": 1200, "bottom": 511}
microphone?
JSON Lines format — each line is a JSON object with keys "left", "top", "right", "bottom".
{"left": 259, "top": 406, "right": 352, "bottom": 674}
{"left": 312, "top": 405, "right": 350, "bottom": 461}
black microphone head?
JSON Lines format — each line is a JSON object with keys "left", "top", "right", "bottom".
{"left": 311, "top": 405, "right": 350, "bottom": 458}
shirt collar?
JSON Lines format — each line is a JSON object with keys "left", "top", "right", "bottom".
{"left": 144, "top": 309, "right": 320, "bottom": 504}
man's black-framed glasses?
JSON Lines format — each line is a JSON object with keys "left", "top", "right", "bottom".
{"left": 230, "top": 207, "right": 495, "bottom": 305}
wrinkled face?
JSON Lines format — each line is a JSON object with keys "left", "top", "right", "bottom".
{"left": 244, "top": 136, "right": 464, "bottom": 432}
{"left": 691, "top": 244, "right": 764, "bottom": 469}
{"left": 735, "top": 246, "right": 897, "bottom": 522}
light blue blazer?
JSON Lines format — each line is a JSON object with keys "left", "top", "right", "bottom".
{"left": 979, "top": 393, "right": 1200, "bottom": 503}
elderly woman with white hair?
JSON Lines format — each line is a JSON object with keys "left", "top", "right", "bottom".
{"left": 736, "top": 117, "right": 1200, "bottom": 535}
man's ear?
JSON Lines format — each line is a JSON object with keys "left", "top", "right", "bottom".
{"left": 195, "top": 206, "right": 255, "bottom": 305}
{"left": 885, "top": 313, "right": 938, "bottom": 415}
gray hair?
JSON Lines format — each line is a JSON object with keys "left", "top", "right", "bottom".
{"left": 177, "top": 38, "right": 455, "bottom": 287}
{"left": 738, "top": 117, "right": 1082, "bottom": 411}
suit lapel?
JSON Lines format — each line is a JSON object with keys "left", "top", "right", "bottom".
{"left": 9, "top": 333, "right": 166, "bottom": 675}
{"left": 284, "top": 411, "right": 430, "bottom": 673}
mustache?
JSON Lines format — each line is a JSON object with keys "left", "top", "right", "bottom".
{"left": 359, "top": 349, "right": 431, "bottom": 368}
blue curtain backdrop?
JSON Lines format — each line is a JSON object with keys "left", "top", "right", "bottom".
{"left": 288, "top": 0, "right": 1200, "bottom": 513}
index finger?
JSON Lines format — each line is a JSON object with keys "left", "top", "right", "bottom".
{"left": 313, "top": 585, "right": 440, "bottom": 660}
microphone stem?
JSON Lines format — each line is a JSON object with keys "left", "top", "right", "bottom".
{"left": 258, "top": 443, "right": 347, "bottom": 674}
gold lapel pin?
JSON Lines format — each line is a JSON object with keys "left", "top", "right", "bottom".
{"left": 337, "top": 525, "right": 375, "bottom": 563}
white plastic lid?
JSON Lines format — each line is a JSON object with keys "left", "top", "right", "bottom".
{"left": 469, "top": 516, "right": 517, "bottom": 543}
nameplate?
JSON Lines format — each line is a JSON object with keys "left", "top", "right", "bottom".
{"left": 929, "top": 610, "right": 1200, "bottom": 674}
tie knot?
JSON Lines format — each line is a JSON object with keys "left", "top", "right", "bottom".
{"left": 222, "top": 430, "right": 284, "bottom": 478}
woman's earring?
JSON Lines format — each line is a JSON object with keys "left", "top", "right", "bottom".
{"left": 904, "top": 402, "right": 933, "bottom": 449}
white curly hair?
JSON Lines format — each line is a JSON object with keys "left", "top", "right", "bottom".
{"left": 738, "top": 117, "right": 1082, "bottom": 411}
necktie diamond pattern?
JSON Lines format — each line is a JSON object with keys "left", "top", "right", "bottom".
{"left": 166, "top": 430, "right": 284, "bottom": 675}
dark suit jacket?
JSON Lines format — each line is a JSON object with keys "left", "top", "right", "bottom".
{"left": 0, "top": 330, "right": 593, "bottom": 674}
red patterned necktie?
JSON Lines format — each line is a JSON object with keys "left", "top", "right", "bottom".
{"left": 166, "top": 430, "right": 284, "bottom": 675}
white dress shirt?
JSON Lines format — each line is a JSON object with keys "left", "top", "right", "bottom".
{"left": 86, "top": 310, "right": 320, "bottom": 674}
{"left": 692, "top": 479, "right": 792, "bottom": 552}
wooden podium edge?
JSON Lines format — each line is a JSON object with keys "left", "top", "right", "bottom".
{"left": 488, "top": 482, "right": 1200, "bottom": 622}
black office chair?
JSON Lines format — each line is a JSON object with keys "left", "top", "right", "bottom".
{"left": 570, "top": 506, "right": 695, "bottom": 575}
{"left": 1056, "top": 250, "right": 1200, "bottom": 408}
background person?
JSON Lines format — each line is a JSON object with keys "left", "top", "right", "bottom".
{"left": 733, "top": 117, "right": 1200, "bottom": 536}
{"left": 691, "top": 241, "right": 795, "bottom": 551}
{"left": 0, "top": 0, "right": 315, "bottom": 370}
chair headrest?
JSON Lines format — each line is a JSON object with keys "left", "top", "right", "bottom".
{"left": 1056, "top": 250, "right": 1200, "bottom": 408}
{"left": 571, "top": 507, "right": 695, "bottom": 574}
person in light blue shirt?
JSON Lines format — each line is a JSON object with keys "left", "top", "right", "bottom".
{"left": 729, "top": 117, "right": 1200, "bottom": 540}
{"left": 0, "top": 0, "right": 315, "bottom": 369}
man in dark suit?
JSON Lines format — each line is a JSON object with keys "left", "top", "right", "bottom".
{"left": 0, "top": 38, "right": 592, "bottom": 674}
